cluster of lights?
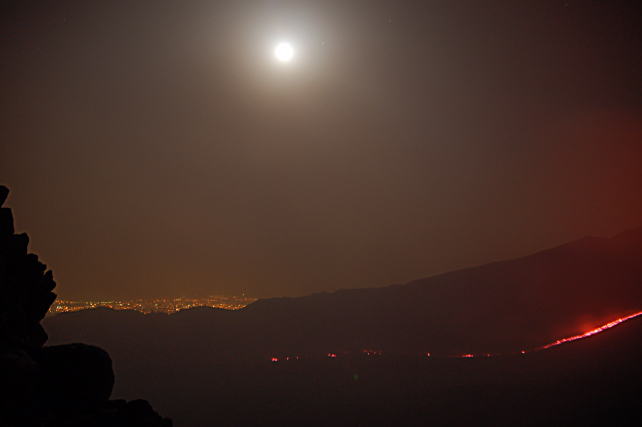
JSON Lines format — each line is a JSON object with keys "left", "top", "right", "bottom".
{"left": 48, "top": 296, "right": 256, "bottom": 316}
{"left": 271, "top": 356, "right": 300, "bottom": 363}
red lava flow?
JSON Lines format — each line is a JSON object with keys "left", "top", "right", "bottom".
{"left": 535, "top": 310, "right": 642, "bottom": 351}
{"left": 450, "top": 310, "right": 642, "bottom": 358}
{"left": 269, "top": 311, "right": 642, "bottom": 361}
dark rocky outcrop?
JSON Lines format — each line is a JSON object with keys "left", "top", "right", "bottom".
{"left": 35, "top": 343, "right": 116, "bottom": 411}
{"left": 0, "top": 186, "right": 171, "bottom": 426}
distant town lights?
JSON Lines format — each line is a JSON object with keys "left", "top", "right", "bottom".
{"left": 47, "top": 296, "right": 257, "bottom": 316}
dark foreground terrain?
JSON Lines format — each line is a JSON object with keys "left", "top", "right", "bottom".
{"left": 44, "top": 312, "right": 642, "bottom": 426}
{"left": 44, "top": 226, "right": 642, "bottom": 426}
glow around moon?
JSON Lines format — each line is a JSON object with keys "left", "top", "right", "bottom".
{"left": 275, "top": 43, "right": 294, "bottom": 61}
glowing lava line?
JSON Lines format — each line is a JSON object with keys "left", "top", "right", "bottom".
{"left": 535, "top": 310, "right": 642, "bottom": 351}
{"left": 269, "top": 311, "right": 642, "bottom": 362}
{"left": 449, "top": 310, "right": 642, "bottom": 358}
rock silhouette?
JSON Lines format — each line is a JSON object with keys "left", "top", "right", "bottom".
{"left": 0, "top": 186, "right": 171, "bottom": 426}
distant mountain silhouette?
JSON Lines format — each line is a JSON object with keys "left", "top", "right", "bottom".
{"left": 47, "top": 225, "right": 642, "bottom": 359}
{"left": 43, "top": 227, "right": 642, "bottom": 425}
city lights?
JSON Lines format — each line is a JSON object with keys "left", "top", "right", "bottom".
{"left": 47, "top": 295, "right": 257, "bottom": 316}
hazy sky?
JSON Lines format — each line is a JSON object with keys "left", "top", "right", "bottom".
{"left": 2, "top": 0, "right": 641, "bottom": 300}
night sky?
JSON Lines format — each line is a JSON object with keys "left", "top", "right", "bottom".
{"left": 2, "top": 0, "right": 641, "bottom": 300}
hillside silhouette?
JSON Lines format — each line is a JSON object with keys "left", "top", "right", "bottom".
{"left": 46, "top": 226, "right": 642, "bottom": 357}
{"left": 43, "top": 226, "right": 642, "bottom": 425}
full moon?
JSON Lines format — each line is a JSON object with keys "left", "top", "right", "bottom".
{"left": 275, "top": 43, "right": 293, "bottom": 61}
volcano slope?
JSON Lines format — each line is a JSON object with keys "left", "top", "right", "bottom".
{"left": 44, "top": 226, "right": 642, "bottom": 425}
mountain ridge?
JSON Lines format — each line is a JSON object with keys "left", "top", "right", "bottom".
{"left": 46, "top": 225, "right": 642, "bottom": 357}
{"left": 42, "top": 225, "right": 642, "bottom": 426}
